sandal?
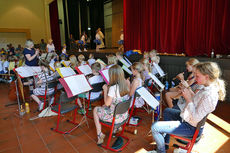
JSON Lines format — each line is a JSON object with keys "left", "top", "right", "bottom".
{"left": 97, "top": 132, "right": 105, "bottom": 145}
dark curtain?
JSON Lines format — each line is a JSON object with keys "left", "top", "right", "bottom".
{"left": 124, "top": 0, "right": 230, "bottom": 56}
{"left": 49, "top": 0, "right": 61, "bottom": 51}
{"left": 67, "top": 0, "right": 80, "bottom": 40}
{"left": 80, "top": 0, "right": 88, "bottom": 34}
{"left": 89, "top": 0, "right": 105, "bottom": 49}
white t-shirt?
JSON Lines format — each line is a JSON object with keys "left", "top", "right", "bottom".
{"left": 88, "top": 58, "right": 96, "bottom": 66}
{"left": 47, "top": 44, "right": 55, "bottom": 53}
{"left": 88, "top": 75, "right": 104, "bottom": 100}
{"left": 108, "top": 84, "right": 121, "bottom": 98}
{"left": 3, "top": 61, "right": 9, "bottom": 73}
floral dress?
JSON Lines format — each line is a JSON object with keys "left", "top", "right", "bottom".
{"left": 97, "top": 85, "right": 130, "bottom": 123}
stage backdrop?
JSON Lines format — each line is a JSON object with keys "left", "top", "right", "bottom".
{"left": 123, "top": 0, "right": 230, "bottom": 56}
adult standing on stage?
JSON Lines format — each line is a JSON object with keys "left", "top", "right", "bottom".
{"left": 95, "top": 28, "right": 105, "bottom": 51}
{"left": 46, "top": 39, "right": 55, "bottom": 53}
{"left": 118, "top": 29, "right": 124, "bottom": 51}
{"left": 23, "top": 39, "right": 39, "bottom": 66}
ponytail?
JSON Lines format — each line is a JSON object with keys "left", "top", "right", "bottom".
{"left": 215, "top": 78, "right": 226, "bottom": 101}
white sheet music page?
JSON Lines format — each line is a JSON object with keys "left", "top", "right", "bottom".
{"left": 119, "top": 58, "right": 131, "bottom": 68}
{"left": 64, "top": 74, "right": 92, "bottom": 96}
{"left": 153, "top": 63, "right": 165, "bottom": 77}
{"left": 136, "top": 87, "right": 159, "bottom": 109}
{"left": 62, "top": 61, "right": 71, "bottom": 67}
{"left": 100, "top": 69, "right": 109, "bottom": 84}
{"left": 124, "top": 56, "right": 132, "bottom": 66}
{"left": 122, "top": 65, "right": 132, "bottom": 75}
{"left": 15, "top": 66, "right": 41, "bottom": 77}
{"left": 57, "top": 67, "right": 76, "bottom": 78}
{"left": 78, "top": 64, "right": 92, "bottom": 76}
{"left": 148, "top": 72, "right": 165, "bottom": 90}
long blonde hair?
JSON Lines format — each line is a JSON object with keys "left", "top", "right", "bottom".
{"left": 140, "top": 58, "right": 151, "bottom": 72}
{"left": 109, "top": 65, "right": 129, "bottom": 97}
{"left": 131, "top": 62, "right": 144, "bottom": 80}
{"left": 195, "top": 62, "right": 226, "bottom": 101}
{"left": 186, "top": 58, "right": 199, "bottom": 66}
{"left": 69, "top": 55, "right": 78, "bottom": 68}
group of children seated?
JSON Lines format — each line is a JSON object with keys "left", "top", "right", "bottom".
{"left": 0, "top": 45, "right": 25, "bottom": 82}
{"left": 29, "top": 49, "right": 167, "bottom": 146}
{"left": 7, "top": 42, "right": 226, "bottom": 152}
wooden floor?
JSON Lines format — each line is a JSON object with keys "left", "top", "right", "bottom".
{"left": 0, "top": 82, "right": 230, "bottom": 153}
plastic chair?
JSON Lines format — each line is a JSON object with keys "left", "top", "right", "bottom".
{"left": 51, "top": 91, "right": 79, "bottom": 134}
{"left": 37, "top": 80, "right": 58, "bottom": 110}
{"left": 170, "top": 115, "right": 208, "bottom": 153}
{"left": 86, "top": 82, "right": 105, "bottom": 119}
{"left": 99, "top": 97, "right": 132, "bottom": 152}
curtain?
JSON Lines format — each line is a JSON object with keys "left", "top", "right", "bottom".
{"left": 67, "top": 0, "right": 80, "bottom": 40}
{"left": 49, "top": 0, "right": 61, "bottom": 51}
{"left": 80, "top": 0, "right": 89, "bottom": 34}
{"left": 124, "top": 0, "right": 230, "bottom": 56}
{"left": 89, "top": 0, "right": 105, "bottom": 49}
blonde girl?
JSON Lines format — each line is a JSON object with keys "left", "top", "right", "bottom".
{"left": 93, "top": 65, "right": 130, "bottom": 145}
{"left": 129, "top": 62, "right": 145, "bottom": 108}
{"left": 165, "top": 58, "right": 199, "bottom": 108}
{"left": 78, "top": 54, "right": 86, "bottom": 66}
{"left": 149, "top": 62, "right": 225, "bottom": 153}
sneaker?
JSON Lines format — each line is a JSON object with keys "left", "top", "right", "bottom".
{"left": 79, "top": 49, "right": 82, "bottom": 52}
{"left": 84, "top": 48, "right": 87, "bottom": 52}
{"left": 97, "top": 133, "right": 105, "bottom": 145}
{"left": 39, "top": 102, "right": 44, "bottom": 111}
{"left": 78, "top": 108, "right": 85, "bottom": 115}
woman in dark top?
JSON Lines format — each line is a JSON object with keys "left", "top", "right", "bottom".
{"left": 23, "top": 39, "right": 39, "bottom": 66}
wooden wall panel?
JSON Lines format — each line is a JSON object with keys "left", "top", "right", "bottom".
{"left": 112, "top": 0, "right": 123, "bottom": 48}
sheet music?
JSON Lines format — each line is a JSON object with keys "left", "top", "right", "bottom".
{"left": 49, "top": 63, "right": 55, "bottom": 72}
{"left": 64, "top": 74, "right": 92, "bottom": 97}
{"left": 124, "top": 56, "right": 132, "bottom": 66}
{"left": 136, "top": 87, "right": 159, "bottom": 109}
{"left": 119, "top": 58, "right": 131, "bottom": 68}
{"left": 56, "top": 67, "right": 76, "bottom": 78}
{"left": 153, "top": 63, "right": 165, "bottom": 77}
{"left": 99, "top": 69, "right": 109, "bottom": 84}
{"left": 15, "top": 66, "right": 41, "bottom": 77}
{"left": 61, "top": 61, "right": 71, "bottom": 67}
{"left": 122, "top": 65, "right": 132, "bottom": 75}
{"left": 148, "top": 72, "right": 165, "bottom": 90}
{"left": 77, "top": 64, "right": 92, "bottom": 76}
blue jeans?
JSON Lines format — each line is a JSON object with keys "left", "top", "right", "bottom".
{"left": 151, "top": 108, "right": 203, "bottom": 153}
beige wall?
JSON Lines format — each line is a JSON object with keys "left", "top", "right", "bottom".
{"left": 0, "top": 0, "right": 52, "bottom": 45}
{"left": 112, "top": 0, "right": 123, "bottom": 48}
